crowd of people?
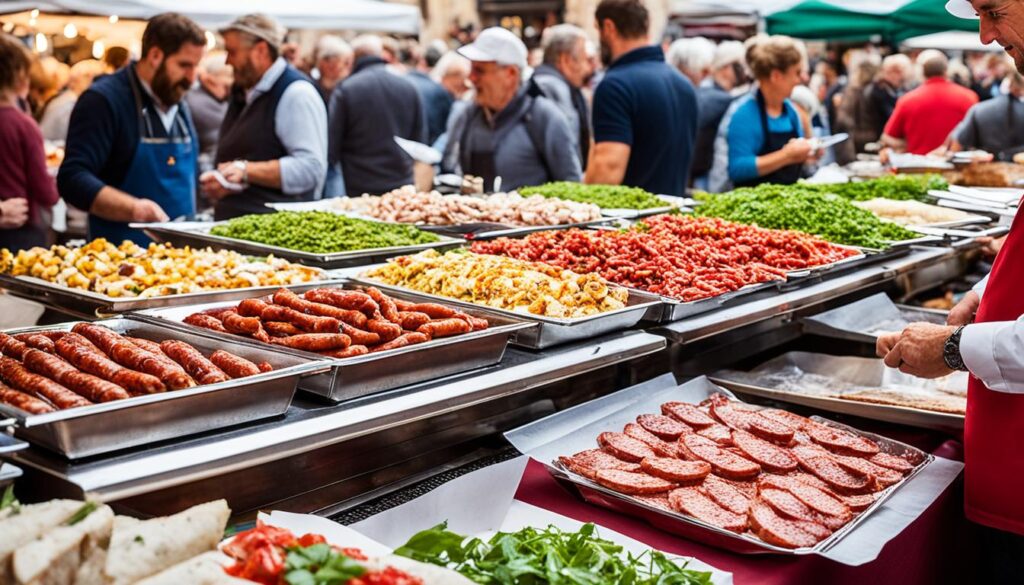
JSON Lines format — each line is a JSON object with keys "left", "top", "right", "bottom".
{"left": 1, "top": 0, "right": 1023, "bottom": 248}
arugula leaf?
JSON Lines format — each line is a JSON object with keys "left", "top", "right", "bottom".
{"left": 65, "top": 502, "right": 97, "bottom": 526}
{"left": 283, "top": 543, "right": 365, "bottom": 585}
{"left": 394, "top": 523, "right": 713, "bottom": 585}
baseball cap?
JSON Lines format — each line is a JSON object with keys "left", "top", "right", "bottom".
{"left": 457, "top": 27, "right": 528, "bottom": 70}
{"left": 219, "top": 13, "right": 286, "bottom": 51}
{"left": 945, "top": 0, "right": 979, "bottom": 20}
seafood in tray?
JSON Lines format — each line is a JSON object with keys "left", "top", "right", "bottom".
{"left": 362, "top": 249, "right": 631, "bottom": 318}
{"left": 0, "top": 323, "right": 274, "bottom": 415}
{"left": 470, "top": 215, "right": 859, "bottom": 302}
{"left": 320, "top": 185, "right": 604, "bottom": 226}
{"left": 553, "top": 391, "right": 926, "bottom": 552}
{"left": 180, "top": 286, "right": 491, "bottom": 359}
{"left": 0, "top": 238, "right": 322, "bottom": 299}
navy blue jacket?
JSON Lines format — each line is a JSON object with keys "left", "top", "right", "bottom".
{"left": 58, "top": 64, "right": 197, "bottom": 212}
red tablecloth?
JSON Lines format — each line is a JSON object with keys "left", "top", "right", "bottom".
{"left": 515, "top": 440, "right": 972, "bottom": 585}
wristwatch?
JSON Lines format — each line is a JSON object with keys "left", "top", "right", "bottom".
{"left": 943, "top": 325, "right": 968, "bottom": 372}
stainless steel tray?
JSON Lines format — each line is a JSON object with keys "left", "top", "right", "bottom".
{"left": 137, "top": 221, "right": 463, "bottom": 269}
{"left": 655, "top": 281, "right": 780, "bottom": 323}
{"left": 597, "top": 195, "right": 688, "bottom": 219}
{"left": 349, "top": 272, "right": 662, "bottom": 349}
{"left": 135, "top": 281, "right": 532, "bottom": 401}
{"left": 0, "top": 273, "right": 337, "bottom": 318}
{"left": 506, "top": 375, "right": 933, "bottom": 555}
{"left": 0, "top": 462, "right": 21, "bottom": 489}
{"left": 0, "top": 317, "right": 329, "bottom": 458}
{"left": 710, "top": 351, "right": 965, "bottom": 433}
{"left": 802, "top": 292, "right": 948, "bottom": 344}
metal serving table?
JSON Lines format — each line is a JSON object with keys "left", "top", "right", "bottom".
{"left": 8, "top": 330, "right": 666, "bottom": 518}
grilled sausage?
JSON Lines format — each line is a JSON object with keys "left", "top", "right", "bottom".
{"left": 365, "top": 287, "right": 400, "bottom": 322}
{"left": 0, "top": 382, "right": 55, "bottom": 414}
{"left": 319, "top": 345, "right": 370, "bottom": 359}
{"left": 55, "top": 334, "right": 165, "bottom": 395}
{"left": 183, "top": 313, "right": 229, "bottom": 334}
{"left": 13, "top": 333, "right": 55, "bottom": 353}
{"left": 22, "top": 348, "right": 130, "bottom": 402}
{"left": 0, "top": 333, "right": 28, "bottom": 359}
{"left": 367, "top": 332, "right": 429, "bottom": 353}
{"left": 339, "top": 323, "right": 379, "bottom": 346}
{"left": 269, "top": 333, "right": 351, "bottom": 352}
{"left": 366, "top": 319, "right": 401, "bottom": 342}
{"left": 0, "top": 356, "right": 92, "bottom": 409}
{"left": 396, "top": 311, "right": 431, "bottom": 332}
{"left": 416, "top": 318, "right": 472, "bottom": 339}
{"left": 209, "top": 350, "right": 261, "bottom": 378}
{"left": 72, "top": 324, "right": 192, "bottom": 390}
{"left": 159, "top": 340, "right": 229, "bottom": 385}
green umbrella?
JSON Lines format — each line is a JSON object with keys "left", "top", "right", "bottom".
{"left": 767, "top": 0, "right": 979, "bottom": 43}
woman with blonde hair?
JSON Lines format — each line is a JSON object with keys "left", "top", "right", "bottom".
{"left": 0, "top": 34, "right": 60, "bottom": 250}
{"left": 709, "top": 35, "right": 817, "bottom": 192}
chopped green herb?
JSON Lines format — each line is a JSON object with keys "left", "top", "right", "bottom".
{"left": 134, "top": 535, "right": 145, "bottom": 544}
{"left": 0, "top": 485, "right": 18, "bottom": 514}
{"left": 394, "top": 522, "right": 713, "bottom": 585}
{"left": 65, "top": 502, "right": 98, "bottom": 526}
{"left": 519, "top": 182, "right": 667, "bottom": 210}
{"left": 210, "top": 211, "right": 441, "bottom": 254}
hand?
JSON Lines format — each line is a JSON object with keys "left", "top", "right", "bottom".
{"left": 947, "top": 291, "right": 980, "bottom": 326}
{"left": 783, "top": 138, "right": 813, "bottom": 164}
{"left": 881, "top": 322, "right": 956, "bottom": 379}
{"left": 876, "top": 331, "right": 901, "bottom": 358}
{"left": 217, "top": 161, "right": 245, "bottom": 185}
{"left": 975, "top": 235, "right": 1006, "bottom": 258}
{"left": 0, "top": 198, "right": 29, "bottom": 229}
{"left": 131, "top": 199, "right": 170, "bottom": 223}
{"left": 200, "top": 172, "right": 231, "bottom": 202}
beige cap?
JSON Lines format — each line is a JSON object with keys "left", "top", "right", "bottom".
{"left": 218, "top": 13, "right": 285, "bottom": 51}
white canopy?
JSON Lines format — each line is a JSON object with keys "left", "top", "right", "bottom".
{"left": 0, "top": 0, "right": 421, "bottom": 34}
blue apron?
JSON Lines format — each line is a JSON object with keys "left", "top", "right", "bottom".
{"left": 89, "top": 74, "right": 196, "bottom": 245}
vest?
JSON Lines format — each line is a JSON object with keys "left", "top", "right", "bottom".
{"left": 965, "top": 197, "right": 1024, "bottom": 534}
{"left": 214, "top": 64, "right": 314, "bottom": 220}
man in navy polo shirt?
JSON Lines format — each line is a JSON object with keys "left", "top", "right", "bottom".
{"left": 585, "top": 0, "right": 698, "bottom": 196}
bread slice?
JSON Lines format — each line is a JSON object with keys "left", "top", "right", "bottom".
{"left": 12, "top": 503, "right": 114, "bottom": 585}
{"left": 0, "top": 500, "right": 84, "bottom": 583}
{"left": 135, "top": 551, "right": 248, "bottom": 585}
{"left": 104, "top": 499, "right": 230, "bottom": 584}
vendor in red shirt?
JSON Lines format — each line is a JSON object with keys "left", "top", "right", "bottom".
{"left": 0, "top": 33, "right": 59, "bottom": 251}
{"left": 879, "top": 1, "right": 1024, "bottom": 582}
{"left": 881, "top": 50, "right": 978, "bottom": 155}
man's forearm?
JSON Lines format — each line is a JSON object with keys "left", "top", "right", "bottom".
{"left": 89, "top": 186, "right": 139, "bottom": 223}
{"left": 755, "top": 149, "right": 794, "bottom": 177}
{"left": 584, "top": 142, "right": 630, "bottom": 185}
{"left": 881, "top": 133, "right": 907, "bottom": 152}
{"left": 245, "top": 160, "right": 282, "bottom": 189}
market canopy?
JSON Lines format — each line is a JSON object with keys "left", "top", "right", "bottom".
{"left": 765, "top": 0, "right": 980, "bottom": 44}
{"left": 0, "top": 0, "right": 421, "bottom": 34}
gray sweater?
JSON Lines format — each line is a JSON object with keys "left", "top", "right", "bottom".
{"left": 442, "top": 80, "right": 581, "bottom": 191}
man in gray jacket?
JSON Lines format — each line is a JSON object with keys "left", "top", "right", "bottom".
{"left": 443, "top": 27, "right": 581, "bottom": 192}
{"left": 533, "top": 24, "right": 592, "bottom": 166}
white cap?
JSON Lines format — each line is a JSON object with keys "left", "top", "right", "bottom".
{"left": 946, "top": 0, "right": 978, "bottom": 20}
{"left": 457, "top": 27, "right": 528, "bottom": 70}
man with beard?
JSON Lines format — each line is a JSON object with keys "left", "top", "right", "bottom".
{"left": 58, "top": 13, "right": 205, "bottom": 244}
{"left": 585, "top": 0, "right": 698, "bottom": 196}
{"left": 203, "top": 14, "right": 326, "bottom": 219}
{"left": 875, "top": 2, "right": 1024, "bottom": 581}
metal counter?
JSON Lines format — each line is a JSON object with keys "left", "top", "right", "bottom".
{"left": 9, "top": 330, "right": 666, "bottom": 517}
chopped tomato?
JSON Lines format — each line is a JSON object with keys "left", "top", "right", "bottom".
{"left": 348, "top": 567, "right": 424, "bottom": 585}
{"left": 224, "top": 545, "right": 286, "bottom": 585}
{"left": 223, "top": 523, "right": 299, "bottom": 561}
{"left": 297, "top": 533, "right": 327, "bottom": 547}
{"left": 339, "top": 547, "right": 368, "bottom": 561}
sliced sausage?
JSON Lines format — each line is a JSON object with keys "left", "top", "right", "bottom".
{"left": 732, "top": 429, "right": 799, "bottom": 473}
{"left": 758, "top": 474, "right": 852, "bottom": 519}
{"left": 709, "top": 397, "right": 795, "bottom": 444}
{"left": 696, "top": 423, "right": 734, "bottom": 446}
{"left": 868, "top": 452, "right": 915, "bottom": 474}
{"left": 668, "top": 487, "right": 748, "bottom": 533}
{"left": 806, "top": 422, "right": 880, "bottom": 457}
{"left": 749, "top": 499, "right": 828, "bottom": 549}
{"left": 661, "top": 401, "right": 717, "bottom": 428}
{"left": 557, "top": 449, "right": 641, "bottom": 480}
{"left": 594, "top": 469, "right": 676, "bottom": 495}
{"left": 597, "top": 432, "right": 657, "bottom": 463}
{"left": 623, "top": 423, "right": 677, "bottom": 457}
{"left": 640, "top": 457, "right": 710, "bottom": 483}
{"left": 702, "top": 475, "right": 752, "bottom": 515}
{"left": 679, "top": 433, "right": 761, "bottom": 480}
{"left": 637, "top": 413, "right": 691, "bottom": 440}
{"left": 791, "top": 445, "right": 872, "bottom": 494}
{"left": 831, "top": 453, "right": 904, "bottom": 488}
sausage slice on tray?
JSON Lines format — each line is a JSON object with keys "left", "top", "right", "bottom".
{"left": 806, "top": 422, "right": 880, "bottom": 457}
{"left": 791, "top": 445, "right": 872, "bottom": 494}
{"left": 636, "top": 414, "right": 691, "bottom": 440}
{"left": 623, "top": 423, "right": 678, "bottom": 457}
{"left": 668, "top": 487, "right": 748, "bottom": 533}
{"left": 640, "top": 457, "right": 711, "bottom": 483}
{"left": 661, "top": 401, "right": 717, "bottom": 429}
{"left": 679, "top": 433, "right": 761, "bottom": 480}
{"left": 749, "top": 500, "right": 829, "bottom": 549}
{"left": 702, "top": 475, "right": 752, "bottom": 515}
{"left": 758, "top": 474, "right": 852, "bottom": 519}
{"left": 732, "top": 429, "right": 799, "bottom": 473}
{"left": 598, "top": 432, "right": 657, "bottom": 463}
{"left": 708, "top": 396, "right": 795, "bottom": 444}
{"left": 594, "top": 469, "right": 676, "bottom": 495}
{"left": 558, "top": 448, "right": 641, "bottom": 480}
{"left": 868, "top": 452, "right": 915, "bottom": 474}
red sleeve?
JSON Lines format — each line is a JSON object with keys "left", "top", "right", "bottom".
{"left": 883, "top": 100, "right": 907, "bottom": 139}
{"left": 20, "top": 117, "right": 59, "bottom": 207}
